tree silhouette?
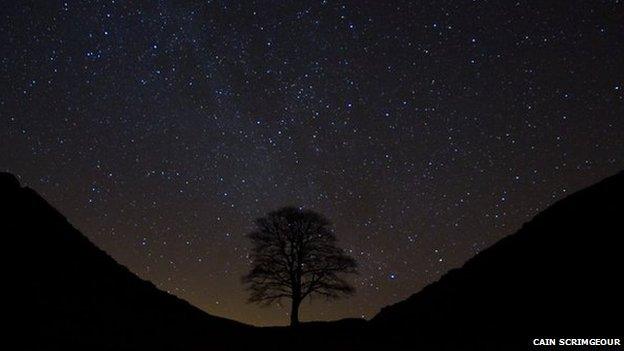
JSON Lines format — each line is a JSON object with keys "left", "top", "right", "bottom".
{"left": 243, "top": 206, "right": 357, "bottom": 326}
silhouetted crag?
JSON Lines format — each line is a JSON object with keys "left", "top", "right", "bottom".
{"left": 2, "top": 173, "right": 252, "bottom": 350}
{"left": 370, "top": 170, "right": 624, "bottom": 350}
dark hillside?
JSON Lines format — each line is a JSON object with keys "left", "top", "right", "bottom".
{"left": 2, "top": 172, "right": 251, "bottom": 350}
{"left": 370, "top": 171, "right": 624, "bottom": 349}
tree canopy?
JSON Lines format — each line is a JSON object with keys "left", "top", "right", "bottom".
{"left": 243, "top": 206, "right": 357, "bottom": 326}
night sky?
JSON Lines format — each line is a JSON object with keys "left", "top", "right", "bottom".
{"left": 2, "top": 1, "right": 623, "bottom": 326}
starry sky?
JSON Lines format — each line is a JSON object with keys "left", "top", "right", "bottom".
{"left": 2, "top": 1, "right": 623, "bottom": 326}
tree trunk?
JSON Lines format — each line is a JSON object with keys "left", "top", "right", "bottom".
{"left": 290, "top": 297, "right": 301, "bottom": 327}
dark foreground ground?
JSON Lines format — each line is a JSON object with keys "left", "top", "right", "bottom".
{"left": 3, "top": 170, "right": 623, "bottom": 350}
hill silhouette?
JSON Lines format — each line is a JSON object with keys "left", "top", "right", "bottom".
{"left": 2, "top": 172, "right": 252, "bottom": 350}
{"left": 370, "top": 170, "right": 624, "bottom": 349}
{"left": 4, "top": 170, "right": 623, "bottom": 350}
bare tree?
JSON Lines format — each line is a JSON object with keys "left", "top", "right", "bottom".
{"left": 243, "top": 207, "right": 357, "bottom": 326}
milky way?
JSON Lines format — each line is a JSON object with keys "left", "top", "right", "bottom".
{"left": 2, "top": 1, "right": 623, "bottom": 325}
